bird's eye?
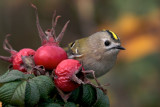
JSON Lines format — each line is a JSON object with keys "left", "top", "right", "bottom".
{"left": 104, "top": 40, "right": 111, "bottom": 46}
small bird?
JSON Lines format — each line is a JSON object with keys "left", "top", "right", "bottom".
{"left": 65, "top": 30, "right": 125, "bottom": 78}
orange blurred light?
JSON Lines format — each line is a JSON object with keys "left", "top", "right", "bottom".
{"left": 115, "top": 14, "right": 142, "bottom": 36}
{"left": 0, "top": 102, "right": 2, "bottom": 107}
{"left": 119, "top": 34, "right": 158, "bottom": 62}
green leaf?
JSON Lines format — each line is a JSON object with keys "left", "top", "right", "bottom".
{"left": 80, "top": 84, "right": 96, "bottom": 106}
{"left": 96, "top": 88, "right": 105, "bottom": 99}
{"left": 31, "top": 76, "right": 55, "bottom": 99}
{"left": 0, "top": 70, "right": 25, "bottom": 83}
{"left": 25, "top": 79, "right": 40, "bottom": 106}
{"left": 68, "top": 86, "right": 81, "bottom": 103}
{"left": 93, "top": 88, "right": 110, "bottom": 107}
{"left": 0, "top": 81, "right": 26, "bottom": 106}
{"left": 23, "top": 74, "right": 35, "bottom": 79}
{"left": 43, "top": 103, "right": 61, "bottom": 107}
{"left": 64, "top": 102, "right": 76, "bottom": 107}
{"left": 38, "top": 102, "right": 62, "bottom": 107}
{"left": 0, "top": 72, "right": 54, "bottom": 106}
{"left": 25, "top": 75, "right": 55, "bottom": 106}
{"left": 38, "top": 98, "right": 62, "bottom": 107}
{"left": 0, "top": 70, "right": 34, "bottom": 84}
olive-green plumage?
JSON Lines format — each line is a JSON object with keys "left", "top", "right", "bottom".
{"left": 65, "top": 30, "right": 125, "bottom": 78}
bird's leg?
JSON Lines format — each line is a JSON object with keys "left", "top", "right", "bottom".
{"left": 82, "top": 70, "right": 108, "bottom": 94}
{"left": 82, "top": 70, "right": 101, "bottom": 86}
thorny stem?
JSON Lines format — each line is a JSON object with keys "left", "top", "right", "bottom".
{"left": 56, "top": 20, "right": 70, "bottom": 43}
{"left": 3, "top": 34, "right": 12, "bottom": 51}
{"left": 47, "top": 13, "right": 61, "bottom": 44}
{"left": 31, "top": 3, "right": 48, "bottom": 45}
{"left": 3, "top": 34, "right": 17, "bottom": 55}
{"left": 0, "top": 56, "right": 12, "bottom": 62}
{"left": 0, "top": 34, "right": 17, "bottom": 63}
{"left": 50, "top": 11, "right": 61, "bottom": 39}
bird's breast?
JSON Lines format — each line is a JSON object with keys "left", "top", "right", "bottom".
{"left": 81, "top": 55, "right": 117, "bottom": 77}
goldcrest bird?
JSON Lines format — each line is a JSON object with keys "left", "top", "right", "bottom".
{"left": 65, "top": 30, "right": 125, "bottom": 78}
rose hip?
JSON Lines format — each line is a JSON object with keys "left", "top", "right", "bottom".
{"left": 32, "top": 4, "right": 69, "bottom": 70}
{"left": 54, "top": 59, "right": 82, "bottom": 92}
{"left": 0, "top": 35, "right": 35, "bottom": 72}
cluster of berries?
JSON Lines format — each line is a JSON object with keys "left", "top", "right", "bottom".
{"left": 0, "top": 4, "right": 89, "bottom": 94}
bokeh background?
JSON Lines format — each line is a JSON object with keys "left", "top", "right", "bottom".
{"left": 0, "top": 0, "right": 160, "bottom": 107}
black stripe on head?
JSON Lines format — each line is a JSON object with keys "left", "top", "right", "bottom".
{"left": 70, "top": 41, "right": 75, "bottom": 48}
{"left": 105, "top": 30, "right": 120, "bottom": 42}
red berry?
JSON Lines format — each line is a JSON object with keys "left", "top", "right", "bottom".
{"left": 54, "top": 59, "right": 82, "bottom": 92}
{"left": 34, "top": 45, "right": 67, "bottom": 70}
{"left": 55, "top": 76, "right": 80, "bottom": 92}
{"left": 12, "top": 48, "right": 35, "bottom": 72}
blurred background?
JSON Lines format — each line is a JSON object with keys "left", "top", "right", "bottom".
{"left": 0, "top": 0, "right": 160, "bottom": 107}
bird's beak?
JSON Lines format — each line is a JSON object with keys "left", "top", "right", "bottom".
{"left": 116, "top": 46, "right": 125, "bottom": 50}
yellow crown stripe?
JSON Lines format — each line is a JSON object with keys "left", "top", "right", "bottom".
{"left": 109, "top": 31, "right": 118, "bottom": 40}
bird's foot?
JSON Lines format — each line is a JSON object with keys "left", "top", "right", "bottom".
{"left": 82, "top": 70, "right": 109, "bottom": 94}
